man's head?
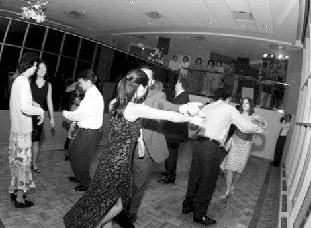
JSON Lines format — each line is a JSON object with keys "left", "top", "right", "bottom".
{"left": 173, "top": 55, "right": 178, "bottom": 61}
{"left": 140, "top": 66, "right": 155, "bottom": 87}
{"left": 213, "top": 88, "right": 231, "bottom": 102}
{"left": 77, "top": 69, "right": 97, "bottom": 92}
{"left": 175, "top": 77, "right": 189, "bottom": 94}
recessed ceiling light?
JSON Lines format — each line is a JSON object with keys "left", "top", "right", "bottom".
{"left": 147, "top": 21, "right": 152, "bottom": 25}
{"left": 129, "top": 0, "right": 134, "bottom": 3}
{"left": 185, "top": 36, "right": 190, "bottom": 40}
{"left": 207, "top": 20, "right": 213, "bottom": 25}
{"left": 263, "top": 25, "right": 268, "bottom": 29}
{"left": 198, "top": 46, "right": 202, "bottom": 49}
{"left": 221, "top": 38, "right": 226, "bottom": 42}
{"left": 155, "top": 36, "right": 159, "bottom": 38}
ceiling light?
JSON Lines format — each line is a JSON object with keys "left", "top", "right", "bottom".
{"left": 207, "top": 20, "right": 213, "bottom": 25}
{"left": 155, "top": 36, "right": 159, "bottom": 38}
{"left": 129, "top": 0, "right": 134, "bottom": 3}
{"left": 263, "top": 53, "right": 268, "bottom": 58}
{"left": 270, "top": 54, "right": 274, "bottom": 58}
{"left": 221, "top": 38, "right": 226, "bottom": 42}
{"left": 263, "top": 25, "right": 268, "bottom": 29}
{"left": 277, "top": 54, "right": 283, "bottom": 60}
{"left": 198, "top": 46, "right": 202, "bottom": 49}
{"left": 285, "top": 55, "right": 289, "bottom": 59}
{"left": 185, "top": 36, "right": 190, "bottom": 40}
{"left": 147, "top": 21, "right": 152, "bottom": 25}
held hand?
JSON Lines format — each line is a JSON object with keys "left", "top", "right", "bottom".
{"left": 257, "top": 126, "right": 266, "bottom": 134}
{"left": 189, "top": 115, "right": 205, "bottom": 127}
{"left": 179, "top": 102, "right": 203, "bottom": 116}
{"left": 32, "top": 101, "right": 41, "bottom": 108}
{"left": 37, "top": 113, "right": 44, "bottom": 125}
{"left": 62, "top": 110, "right": 67, "bottom": 118}
{"left": 50, "top": 118, "right": 55, "bottom": 128}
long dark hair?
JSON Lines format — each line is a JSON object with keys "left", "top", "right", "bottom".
{"left": 240, "top": 97, "right": 254, "bottom": 115}
{"left": 110, "top": 69, "right": 149, "bottom": 118}
{"left": 32, "top": 60, "right": 48, "bottom": 82}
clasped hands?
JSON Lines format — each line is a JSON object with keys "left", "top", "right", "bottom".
{"left": 179, "top": 102, "right": 206, "bottom": 127}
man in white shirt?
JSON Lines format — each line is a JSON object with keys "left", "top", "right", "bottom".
{"left": 182, "top": 88, "right": 265, "bottom": 226}
{"left": 63, "top": 70, "right": 104, "bottom": 191}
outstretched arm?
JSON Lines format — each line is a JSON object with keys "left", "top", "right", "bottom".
{"left": 125, "top": 103, "right": 191, "bottom": 123}
{"left": 46, "top": 83, "right": 55, "bottom": 127}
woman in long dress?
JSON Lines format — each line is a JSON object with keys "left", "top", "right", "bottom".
{"left": 63, "top": 69, "right": 203, "bottom": 228}
{"left": 9, "top": 52, "right": 44, "bottom": 208}
{"left": 220, "top": 97, "right": 267, "bottom": 198}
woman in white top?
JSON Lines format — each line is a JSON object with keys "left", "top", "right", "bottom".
{"left": 9, "top": 52, "right": 44, "bottom": 208}
{"left": 179, "top": 56, "right": 190, "bottom": 77}
{"left": 273, "top": 114, "right": 292, "bottom": 167}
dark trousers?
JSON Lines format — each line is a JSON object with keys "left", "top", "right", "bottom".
{"left": 129, "top": 147, "right": 154, "bottom": 216}
{"left": 69, "top": 128, "right": 101, "bottom": 188}
{"left": 184, "top": 139, "right": 226, "bottom": 218}
{"left": 273, "top": 136, "right": 287, "bottom": 166}
{"left": 164, "top": 137, "right": 182, "bottom": 181}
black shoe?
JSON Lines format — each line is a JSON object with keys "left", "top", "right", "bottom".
{"left": 193, "top": 215, "right": 216, "bottom": 226}
{"left": 65, "top": 156, "right": 69, "bottom": 161}
{"left": 160, "top": 172, "right": 167, "bottom": 176}
{"left": 128, "top": 213, "right": 137, "bottom": 223}
{"left": 75, "top": 185, "right": 87, "bottom": 191}
{"left": 69, "top": 176, "right": 79, "bottom": 183}
{"left": 14, "top": 200, "right": 34, "bottom": 208}
{"left": 182, "top": 200, "right": 194, "bottom": 214}
{"left": 158, "top": 178, "right": 175, "bottom": 184}
{"left": 113, "top": 210, "right": 135, "bottom": 228}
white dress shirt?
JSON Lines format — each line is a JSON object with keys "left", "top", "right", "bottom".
{"left": 63, "top": 85, "right": 104, "bottom": 129}
{"left": 199, "top": 100, "right": 261, "bottom": 145}
{"left": 10, "top": 76, "right": 44, "bottom": 134}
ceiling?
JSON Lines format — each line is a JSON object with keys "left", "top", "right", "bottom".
{"left": 0, "top": 0, "right": 302, "bottom": 61}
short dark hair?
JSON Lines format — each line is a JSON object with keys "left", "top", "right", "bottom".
{"left": 173, "top": 55, "right": 178, "bottom": 58}
{"left": 178, "top": 77, "right": 189, "bottom": 90}
{"left": 139, "top": 65, "right": 155, "bottom": 80}
{"left": 214, "top": 88, "right": 230, "bottom": 101}
{"left": 18, "top": 52, "right": 39, "bottom": 73}
{"left": 77, "top": 69, "right": 97, "bottom": 84}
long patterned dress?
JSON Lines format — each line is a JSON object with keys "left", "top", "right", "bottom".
{"left": 63, "top": 116, "right": 141, "bottom": 228}
{"left": 221, "top": 116, "right": 253, "bottom": 173}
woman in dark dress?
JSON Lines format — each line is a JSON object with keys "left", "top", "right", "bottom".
{"left": 30, "top": 60, "right": 54, "bottom": 173}
{"left": 63, "top": 69, "right": 203, "bottom": 228}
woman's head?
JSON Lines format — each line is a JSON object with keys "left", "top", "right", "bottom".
{"left": 17, "top": 52, "right": 39, "bottom": 77}
{"left": 217, "top": 60, "right": 222, "bottom": 66}
{"left": 240, "top": 97, "right": 254, "bottom": 115}
{"left": 36, "top": 61, "right": 47, "bottom": 78}
{"left": 183, "top": 56, "right": 189, "bottom": 63}
{"left": 208, "top": 60, "right": 214, "bottom": 66}
{"left": 111, "top": 69, "right": 149, "bottom": 117}
{"left": 195, "top": 58, "right": 202, "bottom": 65}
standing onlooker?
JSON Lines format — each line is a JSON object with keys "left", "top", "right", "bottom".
{"left": 62, "top": 69, "right": 104, "bottom": 192}
{"left": 187, "top": 58, "right": 203, "bottom": 94}
{"left": 30, "top": 60, "right": 54, "bottom": 173}
{"left": 9, "top": 52, "right": 44, "bottom": 208}
{"left": 201, "top": 60, "right": 214, "bottom": 96}
{"left": 273, "top": 114, "right": 292, "bottom": 167}
{"left": 220, "top": 97, "right": 267, "bottom": 198}
{"left": 212, "top": 60, "right": 225, "bottom": 93}
{"left": 179, "top": 56, "right": 190, "bottom": 77}
{"left": 158, "top": 78, "right": 190, "bottom": 184}
{"left": 182, "top": 89, "right": 265, "bottom": 226}
{"left": 168, "top": 55, "right": 180, "bottom": 72}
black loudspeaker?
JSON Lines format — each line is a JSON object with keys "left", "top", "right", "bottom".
{"left": 157, "top": 36, "right": 170, "bottom": 55}
{"left": 236, "top": 57, "right": 250, "bottom": 76}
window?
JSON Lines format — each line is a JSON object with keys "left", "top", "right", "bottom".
{"left": 21, "top": 49, "right": 40, "bottom": 59}
{"left": 44, "top": 29, "right": 63, "bottom": 54}
{"left": 62, "top": 34, "right": 80, "bottom": 58}
{"left": 75, "top": 60, "right": 92, "bottom": 79}
{"left": 5, "top": 20, "right": 28, "bottom": 46}
{"left": 0, "top": 18, "right": 9, "bottom": 43}
{"left": 79, "top": 39, "right": 96, "bottom": 61}
{"left": 25, "top": 24, "right": 46, "bottom": 50}
{"left": 41, "top": 52, "right": 59, "bottom": 79}
{"left": 0, "top": 46, "right": 21, "bottom": 73}
{"left": 57, "top": 57, "right": 76, "bottom": 80}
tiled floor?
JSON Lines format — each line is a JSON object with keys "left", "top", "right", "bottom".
{"left": 0, "top": 142, "right": 279, "bottom": 228}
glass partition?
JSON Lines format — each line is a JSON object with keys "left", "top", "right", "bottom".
{"left": 0, "top": 15, "right": 288, "bottom": 112}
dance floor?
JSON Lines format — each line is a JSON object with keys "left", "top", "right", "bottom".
{"left": 0, "top": 142, "right": 279, "bottom": 228}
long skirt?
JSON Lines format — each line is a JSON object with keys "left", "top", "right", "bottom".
{"left": 8, "top": 132, "right": 35, "bottom": 193}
